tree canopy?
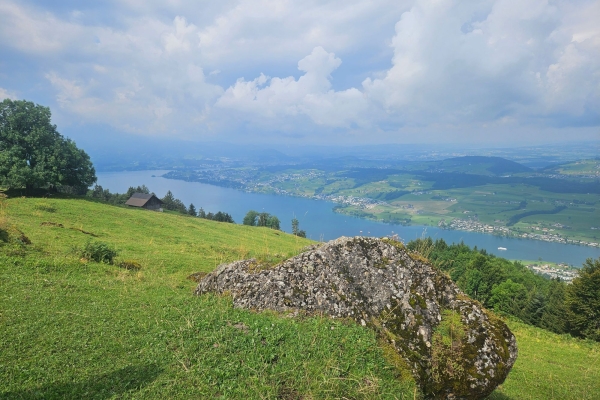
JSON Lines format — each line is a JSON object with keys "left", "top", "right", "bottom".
{"left": 291, "top": 218, "right": 306, "bottom": 237}
{"left": 243, "top": 210, "right": 280, "bottom": 230}
{"left": 161, "top": 190, "right": 187, "bottom": 213}
{"left": 566, "top": 258, "right": 600, "bottom": 341}
{"left": 0, "top": 99, "right": 96, "bottom": 193}
{"left": 412, "top": 238, "right": 600, "bottom": 342}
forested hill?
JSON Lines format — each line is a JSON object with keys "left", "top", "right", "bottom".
{"left": 432, "top": 156, "right": 533, "bottom": 175}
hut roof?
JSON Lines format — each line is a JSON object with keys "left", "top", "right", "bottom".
{"left": 125, "top": 193, "right": 163, "bottom": 207}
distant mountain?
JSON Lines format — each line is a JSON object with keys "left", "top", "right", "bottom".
{"left": 434, "top": 156, "right": 532, "bottom": 175}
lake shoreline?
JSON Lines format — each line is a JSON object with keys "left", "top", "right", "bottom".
{"left": 96, "top": 170, "right": 600, "bottom": 266}
{"left": 161, "top": 173, "right": 600, "bottom": 249}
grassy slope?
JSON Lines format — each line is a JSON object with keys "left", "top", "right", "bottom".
{"left": 1, "top": 197, "right": 599, "bottom": 399}
{"left": 0, "top": 197, "right": 415, "bottom": 399}
{"left": 489, "top": 320, "right": 600, "bottom": 400}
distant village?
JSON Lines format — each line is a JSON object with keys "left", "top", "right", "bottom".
{"left": 438, "top": 218, "right": 599, "bottom": 248}
{"left": 525, "top": 263, "right": 579, "bottom": 283}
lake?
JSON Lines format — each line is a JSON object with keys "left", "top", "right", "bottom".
{"left": 97, "top": 170, "right": 600, "bottom": 267}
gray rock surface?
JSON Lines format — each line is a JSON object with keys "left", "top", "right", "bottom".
{"left": 195, "top": 236, "right": 517, "bottom": 399}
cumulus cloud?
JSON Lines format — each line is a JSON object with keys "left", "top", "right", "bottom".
{"left": 29, "top": 10, "right": 222, "bottom": 134}
{"left": 0, "top": 87, "right": 17, "bottom": 100}
{"left": 0, "top": 0, "right": 597, "bottom": 143}
{"left": 196, "top": 0, "right": 408, "bottom": 67}
{"left": 0, "top": 1, "right": 89, "bottom": 54}
{"left": 216, "top": 47, "right": 369, "bottom": 128}
{"left": 362, "top": 0, "right": 600, "bottom": 128}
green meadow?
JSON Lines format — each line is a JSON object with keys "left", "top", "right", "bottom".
{"left": 337, "top": 182, "right": 600, "bottom": 244}
{"left": 1, "top": 197, "right": 599, "bottom": 399}
{"left": 546, "top": 159, "right": 600, "bottom": 177}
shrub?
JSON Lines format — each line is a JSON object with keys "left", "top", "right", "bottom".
{"left": 81, "top": 241, "right": 118, "bottom": 264}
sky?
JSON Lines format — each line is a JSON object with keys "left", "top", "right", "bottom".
{"left": 0, "top": 0, "right": 599, "bottom": 147}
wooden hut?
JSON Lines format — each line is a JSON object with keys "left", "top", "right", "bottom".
{"left": 125, "top": 193, "right": 163, "bottom": 211}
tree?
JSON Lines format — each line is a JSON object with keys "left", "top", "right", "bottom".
{"left": 188, "top": 203, "right": 197, "bottom": 217}
{"left": 522, "top": 289, "right": 546, "bottom": 326}
{"left": 267, "top": 215, "right": 280, "bottom": 230}
{"left": 244, "top": 210, "right": 280, "bottom": 229}
{"left": 0, "top": 99, "right": 96, "bottom": 193}
{"left": 198, "top": 207, "right": 206, "bottom": 218}
{"left": 488, "top": 279, "right": 528, "bottom": 317}
{"left": 126, "top": 185, "right": 150, "bottom": 197}
{"left": 161, "top": 190, "right": 176, "bottom": 209}
{"left": 161, "top": 190, "right": 186, "bottom": 213}
{"left": 539, "top": 278, "right": 567, "bottom": 334}
{"left": 291, "top": 218, "right": 306, "bottom": 238}
{"left": 213, "top": 212, "right": 234, "bottom": 223}
{"left": 566, "top": 257, "right": 600, "bottom": 341}
{"left": 89, "top": 184, "right": 111, "bottom": 201}
{"left": 257, "top": 212, "right": 269, "bottom": 227}
{"left": 243, "top": 210, "right": 259, "bottom": 226}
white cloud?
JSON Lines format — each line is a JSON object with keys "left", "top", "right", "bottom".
{"left": 361, "top": 0, "right": 600, "bottom": 128}
{"left": 0, "top": 0, "right": 598, "bottom": 143}
{"left": 36, "top": 14, "right": 224, "bottom": 135}
{"left": 196, "top": 0, "right": 410, "bottom": 68}
{"left": 216, "top": 47, "right": 369, "bottom": 128}
{"left": 0, "top": 2, "right": 88, "bottom": 54}
{"left": 0, "top": 87, "right": 17, "bottom": 100}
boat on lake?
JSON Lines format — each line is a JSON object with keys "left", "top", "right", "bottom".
{"left": 498, "top": 247, "right": 507, "bottom": 251}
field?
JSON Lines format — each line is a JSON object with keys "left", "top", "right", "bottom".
{"left": 545, "top": 159, "right": 600, "bottom": 176}
{"left": 1, "top": 197, "right": 599, "bottom": 399}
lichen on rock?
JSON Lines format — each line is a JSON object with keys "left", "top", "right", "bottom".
{"left": 195, "top": 236, "right": 517, "bottom": 399}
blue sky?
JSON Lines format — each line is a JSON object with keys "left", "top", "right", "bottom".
{"left": 0, "top": 0, "right": 598, "bottom": 146}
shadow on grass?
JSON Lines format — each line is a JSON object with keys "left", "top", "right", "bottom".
{"left": 486, "top": 390, "right": 514, "bottom": 400}
{"left": 0, "top": 364, "right": 162, "bottom": 400}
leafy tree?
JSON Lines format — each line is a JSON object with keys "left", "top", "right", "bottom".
{"left": 89, "top": 184, "right": 112, "bottom": 202}
{"left": 566, "top": 257, "right": 600, "bottom": 341}
{"left": 458, "top": 268, "right": 484, "bottom": 301}
{"left": 453, "top": 254, "right": 506, "bottom": 304}
{"left": 257, "top": 212, "right": 269, "bottom": 227}
{"left": 126, "top": 185, "right": 150, "bottom": 197}
{"left": 243, "top": 210, "right": 259, "bottom": 226}
{"left": 244, "top": 210, "right": 280, "bottom": 229}
{"left": 296, "top": 230, "right": 306, "bottom": 238}
{"left": 172, "top": 199, "right": 187, "bottom": 214}
{"left": 206, "top": 212, "right": 214, "bottom": 220}
{"left": 488, "top": 279, "right": 528, "bottom": 317}
{"left": 291, "top": 218, "right": 306, "bottom": 237}
{"left": 213, "top": 212, "right": 234, "bottom": 223}
{"left": 188, "top": 203, "right": 197, "bottom": 217}
{"left": 267, "top": 215, "right": 280, "bottom": 230}
{"left": 0, "top": 99, "right": 96, "bottom": 193}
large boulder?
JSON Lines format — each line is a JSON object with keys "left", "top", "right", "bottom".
{"left": 195, "top": 236, "right": 517, "bottom": 399}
